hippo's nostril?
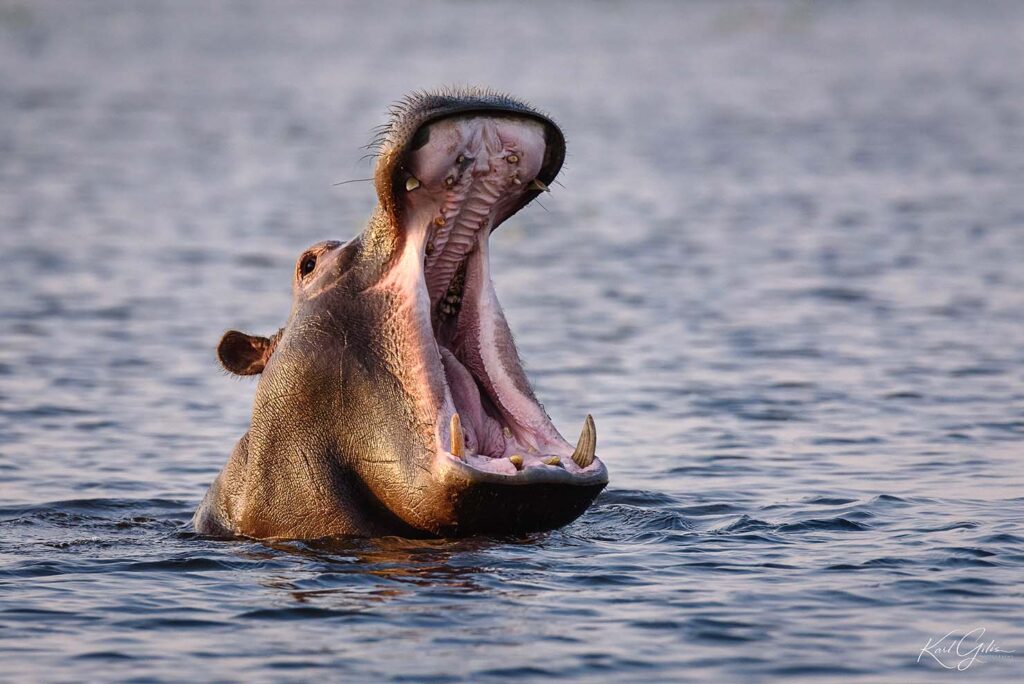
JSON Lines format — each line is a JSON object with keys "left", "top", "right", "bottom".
{"left": 409, "top": 125, "right": 431, "bottom": 151}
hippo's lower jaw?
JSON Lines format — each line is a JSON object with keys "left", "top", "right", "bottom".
{"left": 382, "top": 113, "right": 608, "bottom": 502}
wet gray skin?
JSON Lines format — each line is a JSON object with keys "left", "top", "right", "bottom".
{"left": 193, "top": 89, "right": 609, "bottom": 540}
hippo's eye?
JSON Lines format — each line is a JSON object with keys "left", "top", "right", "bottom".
{"left": 299, "top": 255, "right": 317, "bottom": 278}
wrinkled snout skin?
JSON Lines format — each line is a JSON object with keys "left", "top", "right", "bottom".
{"left": 193, "top": 89, "right": 607, "bottom": 540}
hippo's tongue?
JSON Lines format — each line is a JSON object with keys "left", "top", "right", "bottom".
{"left": 390, "top": 114, "right": 597, "bottom": 476}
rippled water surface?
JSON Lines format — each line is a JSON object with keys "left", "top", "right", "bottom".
{"left": 2, "top": 1, "right": 1023, "bottom": 681}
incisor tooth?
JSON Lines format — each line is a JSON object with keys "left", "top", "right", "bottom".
{"left": 509, "top": 455, "right": 523, "bottom": 469}
{"left": 571, "top": 414, "right": 597, "bottom": 468}
{"left": 530, "top": 179, "right": 550, "bottom": 193}
{"left": 406, "top": 176, "right": 420, "bottom": 191}
{"left": 450, "top": 413, "right": 465, "bottom": 460}
{"left": 543, "top": 456, "right": 562, "bottom": 467}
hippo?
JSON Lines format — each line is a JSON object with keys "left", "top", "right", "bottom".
{"left": 193, "top": 88, "right": 608, "bottom": 539}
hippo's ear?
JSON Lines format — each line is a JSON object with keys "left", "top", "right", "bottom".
{"left": 217, "top": 330, "right": 277, "bottom": 376}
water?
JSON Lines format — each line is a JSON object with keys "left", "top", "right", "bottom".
{"left": 2, "top": 1, "right": 1023, "bottom": 681}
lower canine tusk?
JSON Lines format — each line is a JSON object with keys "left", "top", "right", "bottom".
{"left": 570, "top": 414, "right": 596, "bottom": 468}
{"left": 450, "top": 413, "right": 465, "bottom": 460}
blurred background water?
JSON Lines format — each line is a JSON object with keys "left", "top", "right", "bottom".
{"left": 1, "top": 1, "right": 1023, "bottom": 681}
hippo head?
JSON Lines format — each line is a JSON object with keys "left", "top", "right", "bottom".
{"left": 197, "top": 89, "right": 608, "bottom": 540}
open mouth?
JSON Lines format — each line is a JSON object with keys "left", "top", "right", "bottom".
{"left": 388, "top": 114, "right": 604, "bottom": 483}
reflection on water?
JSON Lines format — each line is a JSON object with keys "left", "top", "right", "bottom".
{"left": 261, "top": 536, "right": 509, "bottom": 599}
{"left": 2, "top": 0, "right": 1024, "bottom": 681}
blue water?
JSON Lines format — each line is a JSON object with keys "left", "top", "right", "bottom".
{"left": 2, "top": 1, "right": 1023, "bottom": 681}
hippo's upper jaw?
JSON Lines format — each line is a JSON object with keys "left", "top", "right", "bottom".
{"left": 196, "top": 89, "right": 607, "bottom": 540}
